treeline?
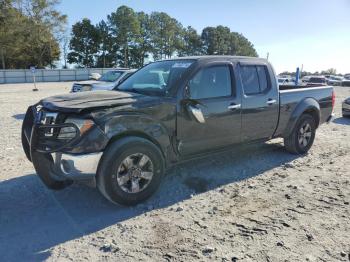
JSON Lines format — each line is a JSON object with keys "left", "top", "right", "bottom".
{"left": 0, "top": 1, "right": 258, "bottom": 69}
{"left": 280, "top": 68, "right": 345, "bottom": 77}
{"left": 67, "top": 5, "right": 258, "bottom": 68}
{"left": 0, "top": 0, "right": 66, "bottom": 69}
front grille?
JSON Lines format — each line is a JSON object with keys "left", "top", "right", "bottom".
{"left": 33, "top": 109, "right": 80, "bottom": 153}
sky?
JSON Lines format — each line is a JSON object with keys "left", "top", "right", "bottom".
{"left": 57, "top": 0, "right": 350, "bottom": 74}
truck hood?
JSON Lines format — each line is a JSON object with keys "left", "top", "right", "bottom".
{"left": 40, "top": 90, "right": 155, "bottom": 113}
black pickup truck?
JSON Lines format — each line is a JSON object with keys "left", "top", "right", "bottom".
{"left": 22, "top": 56, "right": 335, "bottom": 205}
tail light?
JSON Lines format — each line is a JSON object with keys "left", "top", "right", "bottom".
{"left": 331, "top": 90, "right": 335, "bottom": 111}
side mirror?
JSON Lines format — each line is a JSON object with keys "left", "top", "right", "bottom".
{"left": 187, "top": 104, "right": 205, "bottom": 124}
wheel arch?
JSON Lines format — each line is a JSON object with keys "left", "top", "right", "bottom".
{"left": 105, "top": 130, "right": 166, "bottom": 159}
{"left": 283, "top": 98, "right": 320, "bottom": 138}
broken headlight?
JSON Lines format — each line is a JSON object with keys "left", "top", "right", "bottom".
{"left": 58, "top": 118, "right": 94, "bottom": 139}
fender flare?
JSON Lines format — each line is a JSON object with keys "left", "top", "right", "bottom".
{"left": 283, "top": 98, "right": 320, "bottom": 137}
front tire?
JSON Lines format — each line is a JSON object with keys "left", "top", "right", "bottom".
{"left": 284, "top": 114, "right": 316, "bottom": 154}
{"left": 97, "top": 137, "right": 165, "bottom": 206}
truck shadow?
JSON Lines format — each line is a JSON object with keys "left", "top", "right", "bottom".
{"left": 333, "top": 116, "right": 350, "bottom": 125}
{"left": 12, "top": 113, "right": 26, "bottom": 120}
{"left": 0, "top": 140, "right": 299, "bottom": 261}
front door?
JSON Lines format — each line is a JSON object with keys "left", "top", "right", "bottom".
{"left": 177, "top": 63, "right": 242, "bottom": 156}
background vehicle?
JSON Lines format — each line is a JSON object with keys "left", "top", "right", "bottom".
{"left": 343, "top": 97, "right": 350, "bottom": 117}
{"left": 342, "top": 75, "right": 350, "bottom": 87}
{"left": 307, "top": 76, "right": 327, "bottom": 86}
{"left": 277, "top": 78, "right": 289, "bottom": 85}
{"left": 301, "top": 75, "right": 311, "bottom": 83}
{"left": 22, "top": 56, "right": 334, "bottom": 206}
{"left": 71, "top": 69, "right": 136, "bottom": 92}
{"left": 277, "top": 75, "right": 292, "bottom": 83}
{"left": 327, "top": 75, "right": 343, "bottom": 86}
{"left": 88, "top": 72, "right": 101, "bottom": 80}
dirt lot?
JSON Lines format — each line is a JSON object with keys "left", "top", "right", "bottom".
{"left": 0, "top": 82, "right": 349, "bottom": 262}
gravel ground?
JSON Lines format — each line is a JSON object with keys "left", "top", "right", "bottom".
{"left": 0, "top": 82, "right": 349, "bottom": 262}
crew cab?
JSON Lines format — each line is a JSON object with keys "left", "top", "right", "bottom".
{"left": 22, "top": 56, "right": 335, "bottom": 206}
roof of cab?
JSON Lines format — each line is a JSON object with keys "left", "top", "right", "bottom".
{"left": 163, "top": 55, "right": 267, "bottom": 63}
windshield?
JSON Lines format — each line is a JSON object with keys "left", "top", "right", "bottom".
{"left": 117, "top": 60, "right": 195, "bottom": 96}
{"left": 99, "top": 71, "right": 124, "bottom": 82}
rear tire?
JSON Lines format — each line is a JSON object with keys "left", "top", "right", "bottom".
{"left": 284, "top": 114, "right": 316, "bottom": 154}
{"left": 97, "top": 137, "right": 165, "bottom": 206}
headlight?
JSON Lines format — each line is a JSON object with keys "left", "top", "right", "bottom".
{"left": 58, "top": 118, "right": 95, "bottom": 139}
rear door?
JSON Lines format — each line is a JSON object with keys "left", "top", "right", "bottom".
{"left": 238, "top": 63, "right": 279, "bottom": 141}
{"left": 177, "top": 62, "right": 242, "bottom": 155}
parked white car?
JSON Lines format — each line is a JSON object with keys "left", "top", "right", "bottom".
{"left": 71, "top": 69, "right": 136, "bottom": 92}
{"left": 88, "top": 72, "right": 101, "bottom": 80}
{"left": 327, "top": 75, "right": 343, "bottom": 86}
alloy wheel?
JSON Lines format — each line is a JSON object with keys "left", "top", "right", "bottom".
{"left": 298, "top": 122, "right": 312, "bottom": 148}
{"left": 116, "top": 153, "right": 154, "bottom": 193}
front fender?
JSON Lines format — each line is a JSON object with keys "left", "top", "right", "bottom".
{"left": 283, "top": 98, "right": 320, "bottom": 137}
{"left": 102, "top": 114, "right": 172, "bottom": 157}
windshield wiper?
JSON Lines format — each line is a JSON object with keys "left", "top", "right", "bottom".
{"left": 120, "top": 88, "right": 164, "bottom": 96}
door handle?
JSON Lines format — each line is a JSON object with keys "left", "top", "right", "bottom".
{"left": 228, "top": 104, "right": 241, "bottom": 110}
{"left": 266, "top": 99, "right": 277, "bottom": 105}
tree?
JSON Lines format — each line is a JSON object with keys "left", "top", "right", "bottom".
{"left": 22, "top": 0, "right": 67, "bottom": 68}
{"left": 149, "top": 12, "right": 183, "bottom": 60}
{"left": 68, "top": 18, "right": 100, "bottom": 67}
{"left": 96, "top": 19, "right": 115, "bottom": 68}
{"left": 61, "top": 34, "right": 69, "bottom": 68}
{"left": 201, "top": 26, "right": 257, "bottom": 57}
{"left": 230, "top": 32, "right": 258, "bottom": 57}
{"left": 108, "top": 5, "right": 140, "bottom": 68}
{"left": 178, "top": 26, "right": 203, "bottom": 57}
{"left": 0, "top": 0, "right": 66, "bottom": 69}
{"left": 131, "top": 12, "right": 153, "bottom": 67}
{"left": 321, "top": 68, "right": 337, "bottom": 75}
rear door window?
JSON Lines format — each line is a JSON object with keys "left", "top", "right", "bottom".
{"left": 240, "top": 66, "right": 260, "bottom": 95}
{"left": 241, "top": 65, "right": 270, "bottom": 95}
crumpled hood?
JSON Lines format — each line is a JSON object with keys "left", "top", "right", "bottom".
{"left": 40, "top": 90, "right": 154, "bottom": 113}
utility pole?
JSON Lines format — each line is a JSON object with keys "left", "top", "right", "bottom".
{"left": 300, "top": 64, "right": 304, "bottom": 77}
{"left": 266, "top": 52, "right": 270, "bottom": 60}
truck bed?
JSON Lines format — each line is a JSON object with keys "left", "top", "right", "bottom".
{"left": 274, "top": 85, "right": 334, "bottom": 137}
{"left": 279, "top": 84, "right": 326, "bottom": 90}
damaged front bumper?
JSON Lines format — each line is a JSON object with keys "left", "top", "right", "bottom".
{"left": 22, "top": 105, "right": 108, "bottom": 184}
{"left": 52, "top": 152, "right": 103, "bottom": 180}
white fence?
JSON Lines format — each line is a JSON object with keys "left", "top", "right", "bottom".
{"left": 0, "top": 68, "right": 114, "bottom": 84}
